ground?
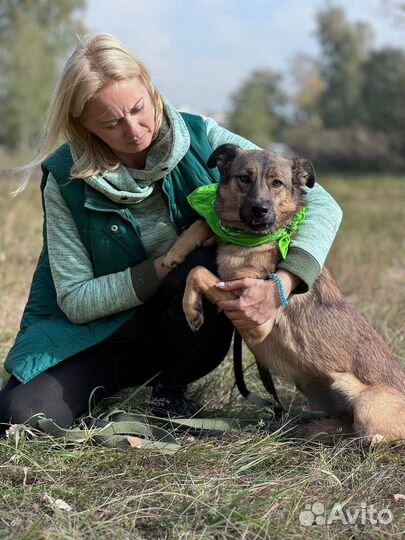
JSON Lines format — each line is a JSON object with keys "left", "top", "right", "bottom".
{"left": 0, "top": 172, "right": 404, "bottom": 539}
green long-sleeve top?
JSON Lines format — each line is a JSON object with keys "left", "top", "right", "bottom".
{"left": 43, "top": 98, "right": 342, "bottom": 325}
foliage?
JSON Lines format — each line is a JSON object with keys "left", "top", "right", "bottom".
{"left": 0, "top": 0, "right": 86, "bottom": 151}
{"left": 227, "top": 70, "right": 286, "bottom": 147}
{"left": 287, "top": 6, "right": 404, "bottom": 171}
{"left": 291, "top": 54, "right": 325, "bottom": 129}
{"left": 227, "top": 5, "right": 404, "bottom": 171}
{"left": 315, "top": 6, "right": 373, "bottom": 128}
{"left": 284, "top": 124, "right": 405, "bottom": 172}
{"left": 359, "top": 48, "right": 405, "bottom": 138}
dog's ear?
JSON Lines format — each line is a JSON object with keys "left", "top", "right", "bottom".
{"left": 207, "top": 144, "right": 241, "bottom": 171}
{"left": 291, "top": 158, "right": 316, "bottom": 188}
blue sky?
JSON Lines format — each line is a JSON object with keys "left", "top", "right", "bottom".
{"left": 84, "top": 0, "right": 403, "bottom": 114}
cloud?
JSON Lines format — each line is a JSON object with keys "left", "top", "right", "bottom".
{"left": 84, "top": 0, "right": 175, "bottom": 79}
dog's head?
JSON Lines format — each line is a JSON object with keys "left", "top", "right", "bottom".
{"left": 208, "top": 143, "right": 315, "bottom": 234}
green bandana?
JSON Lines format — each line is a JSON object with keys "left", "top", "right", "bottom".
{"left": 187, "top": 184, "right": 306, "bottom": 259}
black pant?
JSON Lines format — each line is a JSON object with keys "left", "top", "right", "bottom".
{"left": 0, "top": 248, "right": 233, "bottom": 431}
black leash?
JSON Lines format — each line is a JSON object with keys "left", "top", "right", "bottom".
{"left": 233, "top": 330, "right": 283, "bottom": 419}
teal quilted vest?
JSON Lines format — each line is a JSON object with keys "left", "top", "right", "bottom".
{"left": 5, "top": 113, "right": 220, "bottom": 383}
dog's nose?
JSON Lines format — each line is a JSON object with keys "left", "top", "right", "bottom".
{"left": 250, "top": 205, "right": 269, "bottom": 218}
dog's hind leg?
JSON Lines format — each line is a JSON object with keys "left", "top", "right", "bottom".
{"left": 331, "top": 372, "right": 405, "bottom": 442}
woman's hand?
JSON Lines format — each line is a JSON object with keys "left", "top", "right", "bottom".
{"left": 215, "top": 270, "right": 300, "bottom": 329}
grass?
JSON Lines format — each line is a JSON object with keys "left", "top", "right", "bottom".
{"left": 0, "top": 172, "right": 404, "bottom": 539}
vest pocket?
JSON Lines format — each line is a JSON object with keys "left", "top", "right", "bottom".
{"left": 86, "top": 216, "right": 147, "bottom": 277}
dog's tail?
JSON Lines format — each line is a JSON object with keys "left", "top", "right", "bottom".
{"left": 330, "top": 372, "right": 405, "bottom": 442}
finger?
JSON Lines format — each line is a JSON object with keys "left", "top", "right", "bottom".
{"left": 215, "top": 279, "right": 248, "bottom": 291}
{"left": 217, "top": 300, "right": 241, "bottom": 311}
{"left": 223, "top": 311, "right": 252, "bottom": 326}
{"left": 233, "top": 320, "right": 256, "bottom": 330}
{"left": 237, "top": 324, "right": 255, "bottom": 331}
{"left": 223, "top": 310, "right": 243, "bottom": 320}
{"left": 225, "top": 315, "right": 249, "bottom": 328}
{"left": 220, "top": 300, "right": 258, "bottom": 317}
{"left": 222, "top": 307, "right": 241, "bottom": 317}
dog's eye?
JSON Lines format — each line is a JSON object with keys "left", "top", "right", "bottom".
{"left": 237, "top": 175, "right": 250, "bottom": 184}
{"left": 272, "top": 179, "right": 284, "bottom": 187}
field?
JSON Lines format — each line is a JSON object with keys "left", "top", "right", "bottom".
{"left": 0, "top": 173, "right": 404, "bottom": 539}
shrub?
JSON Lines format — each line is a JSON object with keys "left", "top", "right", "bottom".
{"left": 284, "top": 124, "right": 404, "bottom": 172}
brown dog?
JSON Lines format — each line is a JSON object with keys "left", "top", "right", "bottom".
{"left": 163, "top": 144, "right": 405, "bottom": 442}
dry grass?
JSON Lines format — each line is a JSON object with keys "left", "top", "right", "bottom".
{"left": 0, "top": 172, "right": 404, "bottom": 539}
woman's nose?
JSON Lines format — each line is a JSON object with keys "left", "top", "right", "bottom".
{"left": 124, "top": 116, "right": 140, "bottom": 138}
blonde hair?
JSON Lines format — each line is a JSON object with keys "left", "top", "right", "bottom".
{"left": 15, "top": 33, "right": 163, "bottom": 189}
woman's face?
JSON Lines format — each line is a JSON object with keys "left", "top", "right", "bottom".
{"left": 81, "top": 77, "right": 156, "bottom": 168}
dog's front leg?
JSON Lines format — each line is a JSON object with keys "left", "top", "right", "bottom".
{"left": 183, "top": 266, "right": 276, "bottom": 347}
{"left": 183, "top": 266, "right": 236, "bottom": 331}
{"left": 161, "top": 220, "right": 214, "bottom": 269}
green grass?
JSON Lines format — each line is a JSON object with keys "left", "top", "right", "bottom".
{"left": 0, "top": 174, "right": 404, "bottom": 539}
{"left": 321, "top": 176, "right": 405, "bottom": 361}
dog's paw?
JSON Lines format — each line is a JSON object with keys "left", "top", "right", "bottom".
{"left": 188, "top": 312, "right": 204, "bottom": 332}
{"left": 185, "top": 301, "right": 205, "bottom": 332}
{"left": 161, "top": 253, "right": 182, "bottom": 268}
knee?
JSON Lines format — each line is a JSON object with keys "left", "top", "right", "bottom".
{"left": 0, "top": 393, "right": 31, "bottom": 434}
{"left": 0, "top": 402, "right": 37, "bottom": 432}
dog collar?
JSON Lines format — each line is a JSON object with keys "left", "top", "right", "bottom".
{"left": 187, "top": 184, "right": 306, "bottom": 259}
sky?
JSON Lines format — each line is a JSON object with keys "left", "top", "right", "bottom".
{"left": 84, "top": 0, "right": 403, "bottom": 115}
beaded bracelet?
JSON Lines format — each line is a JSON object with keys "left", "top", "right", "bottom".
{"left": 265, "top": 272, "right": 289, "bottom": 307}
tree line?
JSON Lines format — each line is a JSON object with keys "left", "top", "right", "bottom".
{"left": 0, "top": 2, "right": 403, "bottom": 172}
{"left": 0, "top": 0, "right": 85, "bottom": 152}
{"left": 228, "top": 5, "right": 405, "bottom": 172}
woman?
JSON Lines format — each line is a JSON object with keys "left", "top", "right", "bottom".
{"left": 0, "top": 33, "right": 342, "bottom": 430}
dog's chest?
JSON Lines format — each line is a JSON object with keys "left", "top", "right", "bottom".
{"left": 216, "top": 242, "right": 280, "bottom": 281}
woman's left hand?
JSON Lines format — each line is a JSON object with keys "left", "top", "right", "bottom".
{"left": 215, "top": 270, "right": 300, "bottom": 329}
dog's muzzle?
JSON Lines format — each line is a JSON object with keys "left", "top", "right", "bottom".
{"left": 241, "top": 202, "right": 275, "bottom": 232}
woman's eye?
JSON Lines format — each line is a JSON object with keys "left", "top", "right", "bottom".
{"left": 131, "top": 103, "right": 144, "bottom": 114}
{"left": 272, "top": 179, "right": 283, "bottom": 187}
{"left": 106, "top": 122, "right": 119, "bottom": 129}
{"left": 238, "top": 175, "right": 250, "bottom": 184}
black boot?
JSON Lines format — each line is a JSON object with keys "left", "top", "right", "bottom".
{"left": 148, "top": 384, "right": 202, "bottom": 418}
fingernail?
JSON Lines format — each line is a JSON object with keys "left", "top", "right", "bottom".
{"left": 216, "top": 282, "right": 225, "bottom": 288}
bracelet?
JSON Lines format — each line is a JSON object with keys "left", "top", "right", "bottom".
{"left": 265, "top": 272, "right": 289, "bottom": 307}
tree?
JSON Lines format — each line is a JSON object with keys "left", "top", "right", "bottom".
{"left": 359, "top": 48, "right": 405, "bottom": 135}
{"left": 291, "top": 54, "right": 325, "bottom": 129}
{"left": 315, "top": 6, "right": 373, "bottom": 127}
{"left": 0, "top": 0, "right": 86, "bottom": 151}
{"left": 227, "top": 70, "right": 286, "bottom": 148}
{"left": 285, "top": 5, "right": 405, "bottom": 172}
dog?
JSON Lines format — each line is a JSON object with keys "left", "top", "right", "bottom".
{"left": 162, "top": 144, "right": 405, "bottom": 442}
